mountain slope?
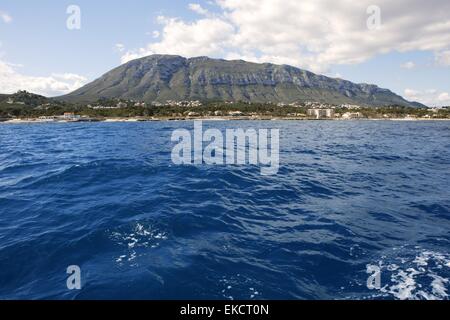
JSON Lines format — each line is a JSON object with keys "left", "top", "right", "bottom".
{"left": 0, "top": 94, "right": 10, "bottom": 103}
{"left": 0, "top": 91, "right": 50, "bottom": 107}
{"left": 61, "top": 55, "right": 423, "bottom": 107}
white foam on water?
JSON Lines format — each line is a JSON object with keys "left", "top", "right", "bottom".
{"left": 381, "top": 268, "right": 419, "bottom": 300}
{"left": 110, "top": 222, "right": 168, "bottom": 265}
{"left": 366, "top": 247, "right": 450, "bottom": 300}
{"left": 219, "top": 274, "right": 262, "bottom": 300}
{"left": 430, "top": 274, "right": 448, "bottom": 298}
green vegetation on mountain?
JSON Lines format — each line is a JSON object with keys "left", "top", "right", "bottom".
{"left": 1, "top": 93, "right": 448, "bottom": 120}
{"left": 60, "top": 55, "right": 424, "bottom": 108}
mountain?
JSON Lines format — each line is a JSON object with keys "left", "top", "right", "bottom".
{"left": 60, "top": 55, "right": 424, "bottom": 107}
{"left": 0, "top": 91, "right": 50, "bottom": 107}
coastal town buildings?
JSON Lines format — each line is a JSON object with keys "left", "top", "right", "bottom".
{"left": 62, "top": 112, "right": 81, "bottom": 120}
{"left": 88, "top": 105, "right": 120, "bottom": 110}
{"left": 340, "top": 104, "right": 362, "bottom": 110}
{"left": 163, "top": 100, "right": 203, "bottom": 108}
{"left": 116, "top": 102, "right": 128, "bottom": 108}
{"left": 342, "top": 112, "right": 364, "bottom": 119}
{"left": 6, "top": 98, "right": 25, "bottom": 105}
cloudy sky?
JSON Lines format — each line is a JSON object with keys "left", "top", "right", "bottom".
{"left": 0, "top": 0, "right": 449, "bottom": 106}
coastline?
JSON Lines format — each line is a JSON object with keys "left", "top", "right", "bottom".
{"left": 1, "top": 117, "right": 450, "bottom": 124}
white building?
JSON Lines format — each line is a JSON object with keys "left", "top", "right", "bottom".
{"left": 116, "top": 102, "right": 128, "bottom": 108}
{"left": 62, "top": 113, "right": 81, "bottom": 120}
{"left": 340, "top": 104, "right": 362, "bottom": 110}
{"left": 342, "top": 112, "right": 364, "bottom": 119}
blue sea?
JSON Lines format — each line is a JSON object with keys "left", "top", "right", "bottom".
{"left": 0, "top": 120, "right": 449, "bottom": 300}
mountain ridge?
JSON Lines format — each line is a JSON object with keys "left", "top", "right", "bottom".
{"left": 59, "top": 54, "right": 424, "bottom": 107}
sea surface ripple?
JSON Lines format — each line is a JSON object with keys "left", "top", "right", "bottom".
{"left": 0, "top": 121, "right": 449, "bottom": 300}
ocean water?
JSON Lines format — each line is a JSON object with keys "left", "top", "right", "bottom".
{"left": 0, "top": 120, "right": 449, "bottom": 300}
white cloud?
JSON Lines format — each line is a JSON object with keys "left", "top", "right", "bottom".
{"left": 122, "top": 0, "right": 450, "bottom": 73}
{"left": 115, "top": 43, "right": 125, "bottom": 52}
{"left": 435, "top": 50, "right": 450, "bottom": 66}
{"left": 3, "top": 19, "right": 88, "bottom": 96}
{"left": 401, "top": 61, "right": 416, "bottom": 69}
{"left": 121, "top": 15, "right": 234, "bottom": 64}
{"left": 0, "top": 11, "right": 12, "bottom": 24}
{"left": 0, "top": 60, "right": 87, "bottom": 97}
{"left": 145, "top": 30, "right": 160, "bottom": 38}
{"left": 404, "top": 88, "right": 450, "bottom": 106}
{"left": 438, "top": 92, "right": 450, "bottom": 102}
{"left": 0, "top": 39, "right": 86, "bottom": 96}
{"left": 188, "top": 3, "right": 209, "bottom": 16}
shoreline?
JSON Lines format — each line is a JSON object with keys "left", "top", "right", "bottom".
{"left": 1, "top": 116, "right": 450, "bottom": 124}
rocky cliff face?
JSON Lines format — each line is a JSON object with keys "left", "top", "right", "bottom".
{"left": 61, "top": 55, "right": 421, "bottom": 107}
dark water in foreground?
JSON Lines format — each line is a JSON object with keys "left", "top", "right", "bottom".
{"left": 0, "top": 120, "right": 449, "bottom": 300}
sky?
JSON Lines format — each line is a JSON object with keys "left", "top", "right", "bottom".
{"left": 0, "top": 0, "right": 449, "bottom": 106}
